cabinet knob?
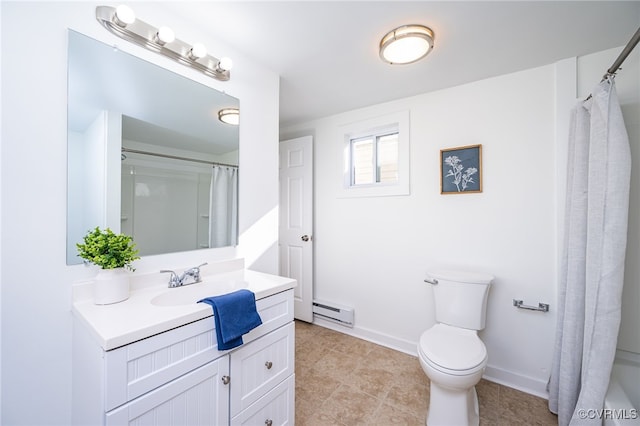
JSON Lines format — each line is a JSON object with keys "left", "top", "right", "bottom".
{"left": 265, "top": 361, "right": 273, "bottom": 370}
{"left": 221, "top": 375, "right": 230, "bottom": 385}
{"left": 265, "top": 420, "right": 273, "bottom": 426}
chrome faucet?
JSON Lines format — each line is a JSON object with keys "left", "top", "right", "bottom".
{"left": 161, "top": 263, "right": 208, "bottom": 288}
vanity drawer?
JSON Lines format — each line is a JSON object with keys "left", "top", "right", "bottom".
{"left": 231, "top": 374, "right": 295, "bottom": 426}
{"left": 104, "top": 290, "right": 293, "bottom": 411}
{"left": 230, "top": 322, "right": 295, "bottom": 417}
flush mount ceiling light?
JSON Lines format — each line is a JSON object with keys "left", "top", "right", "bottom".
{"left": 218, "top": 108, "right": 239, "bottom": 125}
{"left": 379, "top": 24, "right": 434, "bottom": 65}
{"left": 96, "top": 5, "right": 232, "bottom": 81}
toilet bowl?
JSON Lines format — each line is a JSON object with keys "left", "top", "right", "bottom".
{"left": 418, "top": 269, "right": 493, "bottom": 426}
{"left": 418, "top": 324, "right": 488, "bottom": 425}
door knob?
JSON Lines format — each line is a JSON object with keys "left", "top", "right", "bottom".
{"left": 221, "top": 375, "right": 230, "bottom": 385}
{"left": 301, "top": 235, "right": 310, "bottom": 242}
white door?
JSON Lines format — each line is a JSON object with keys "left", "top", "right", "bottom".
{"left": 279, "top": 136, "right": 313, "bottom": 322}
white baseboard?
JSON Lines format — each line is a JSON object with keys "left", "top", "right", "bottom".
{"left": 311, "top": 317, "right": 549, "bottom": 399}
{"left": 483, "top": 365, "right": 549, "bottom": 399}
{"left": 312, "top": 316, "right": 418, "bottom": 355}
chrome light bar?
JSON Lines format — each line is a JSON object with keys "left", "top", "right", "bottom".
{"left": 95, "top": 5, "right": 231, "bottom": 81}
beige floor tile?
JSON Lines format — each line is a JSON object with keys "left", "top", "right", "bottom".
{"left": 312, "top": 349, "right": 361, "bottom": 383}
{"left": 296, "top": 368, "right": 342, "bottom": 402}
{"left": 477, "top": 379, "right": 500, "bottom": 422}
{"left": 384, "top": 381, "right": 430, "bottom": 420}
{"left": 347, "top": 365, "right": 395, "bottom": 399}
{"left": 372, "top": 401, "right": 424, "bottom": 425}
{"left": 294, "top": 321, "right": 558, "bottom": 426}
{"left": 298, "top": 410, "right": 347, "bottom": 426}
{"left": 321, "top": 384, "right": 381, "bottom": 426}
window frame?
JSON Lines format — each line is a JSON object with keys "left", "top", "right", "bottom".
{"left": 339, "top": 111, "right": 410, "bottom": 198}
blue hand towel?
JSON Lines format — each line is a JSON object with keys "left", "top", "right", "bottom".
{"left": 198, "top": 289, "right": 262, "bottom": 350}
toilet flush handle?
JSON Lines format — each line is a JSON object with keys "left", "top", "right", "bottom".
{"left": 424, "top": 278, "right": 439, "bottom": 285}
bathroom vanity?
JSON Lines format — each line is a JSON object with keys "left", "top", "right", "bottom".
{"left": 71, "top": 260, "right": 296, "bottom": 426}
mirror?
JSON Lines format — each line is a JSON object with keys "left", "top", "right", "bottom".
{"left": 67, "top": 31, "right": 239, "bottom": 264}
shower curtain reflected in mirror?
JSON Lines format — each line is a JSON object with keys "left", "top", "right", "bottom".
{"left": 209, "top": 165, "right": 239, "bottom": 248}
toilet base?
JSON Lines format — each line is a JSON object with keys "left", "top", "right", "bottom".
{"left": 426, "top": 381, "right": 479, "bottom": 426}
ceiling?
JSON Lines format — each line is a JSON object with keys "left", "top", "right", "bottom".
{"left": 163, "top": 1, "right": 640, "bottom": 128}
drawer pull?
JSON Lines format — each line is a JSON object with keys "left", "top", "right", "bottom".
{"left": 265, "top": 420, "right": 273, "bottom": 426}
{"left": 221, "top": 375, "right": 230, "bottom": 385}
{"left": 265, "top": 361, "right": 273, "bottom": 370}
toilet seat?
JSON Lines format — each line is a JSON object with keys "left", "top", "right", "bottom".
{"left": 419, "top": 323, "right": 487, "bottom": 375}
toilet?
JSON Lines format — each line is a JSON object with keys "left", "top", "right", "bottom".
{"left": 418, "top": 269, "right": 494, "bottom": 426}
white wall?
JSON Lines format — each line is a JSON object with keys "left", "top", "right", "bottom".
{"left": 0, "top": 2, "right": 279, "bottom": 424}
{"left": 282, "top": 46, "right": 640, "bottom": 397}
{"left": 283, "top": 64, "right": 559, "bottom": 395}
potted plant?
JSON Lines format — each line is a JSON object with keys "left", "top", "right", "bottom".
{"left": 77, "top": 227, "right": 140, "bottom": 305}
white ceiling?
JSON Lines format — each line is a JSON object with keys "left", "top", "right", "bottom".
{"left": 164, "top": 1, "right": 640, "bottom": 127}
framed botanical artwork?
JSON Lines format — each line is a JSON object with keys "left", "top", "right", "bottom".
{"left": 440, "top": 144, "right": 482, "bottom": 194}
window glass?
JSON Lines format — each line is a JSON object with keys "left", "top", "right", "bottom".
{"left": 377, "top": 133, "right": 398, "bottom": 184}
{"left": 349, "top": 132, "right": 398, "bottom": 186}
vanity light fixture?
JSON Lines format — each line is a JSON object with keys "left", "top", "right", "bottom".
{"left": 218, "top": 108, "right": 240, "bottom": 125}
{"left": 96, "top": 5, "right": 232, "bottom": 81}
{"left": 379, "top": 24, "right": 434, "bottom": 65}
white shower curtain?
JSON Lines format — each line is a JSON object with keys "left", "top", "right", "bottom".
{"left": 548, "top": 77, "right": 631, "bottom": 425}
{"left": 209, "top": 165, "right": 238, "bottom": 248}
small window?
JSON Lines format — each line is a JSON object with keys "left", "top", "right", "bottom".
{"left": 350, "top": 130, "right": 399, "bottom": 186}
{"left": 339, "top": 111, "right": 409, "bottom": 198}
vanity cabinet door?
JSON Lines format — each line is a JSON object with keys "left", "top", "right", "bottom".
{"left": 230, "top": 322, "right": 295, "bottom": 417}
{"left": 105, "top": 355, "right": 229, "bottom": 426}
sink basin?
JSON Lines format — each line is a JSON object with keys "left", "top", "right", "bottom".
{"left": 150, "top": 280, "right": 249, "bottom": 307}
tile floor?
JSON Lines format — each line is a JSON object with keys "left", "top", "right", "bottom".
{"left": 294, "top": 320, "right": 558, "bottom": 425}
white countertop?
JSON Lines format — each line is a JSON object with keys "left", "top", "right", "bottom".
{"left": 72, "top": 266, "right": 296, "bottom": 351}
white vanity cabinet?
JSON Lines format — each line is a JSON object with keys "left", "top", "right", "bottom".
{"left": 72, "top": 289, "right": 294, "bottom": 426}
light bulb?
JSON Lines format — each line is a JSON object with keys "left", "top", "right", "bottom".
{"left": 217, "top": 57, "right": 233, "bottom": 72}
{"left": 189, "top": 43, "right": 207, "bottom": 60}
{"left": 155, "top": 26, "right": 175, "bottom": 45}
{"left": 114, "top": 5, "right": 135, "bottom": 27}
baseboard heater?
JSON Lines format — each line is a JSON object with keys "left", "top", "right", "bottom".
{"left": 312, "top": 300, "right": 354, "bottom": 327}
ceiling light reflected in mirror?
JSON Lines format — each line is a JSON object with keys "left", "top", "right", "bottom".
{"left": 218, "top": 108, "right": 240, "bottom": 125}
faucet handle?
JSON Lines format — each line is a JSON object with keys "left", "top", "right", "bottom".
{"left": 160, "top": 270, "right": 181, "bottom": 287}
{"left": 186, "top": 263, "right": 208, "bottom": 282}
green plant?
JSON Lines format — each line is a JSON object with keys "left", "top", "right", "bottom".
{"left": 77, "top": 227, "right": 140, "bottom": 271}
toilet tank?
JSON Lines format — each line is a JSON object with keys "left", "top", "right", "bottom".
{"left": 428, "top": 269, "right": 494, "bottom": 330}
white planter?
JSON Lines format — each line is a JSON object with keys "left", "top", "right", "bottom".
{"left": 93, "top": 268, "right": 130, "bottom": 305}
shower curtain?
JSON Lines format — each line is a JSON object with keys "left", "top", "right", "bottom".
{"left": 548, "top": 77, "right": 631, "bottom": 425}
{"left": 209, "top": 165, "right": 238, "bottom": 248}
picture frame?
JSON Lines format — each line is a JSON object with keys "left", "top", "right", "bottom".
{"left": 440, "top": 144, "right": 482, "bottom": 194}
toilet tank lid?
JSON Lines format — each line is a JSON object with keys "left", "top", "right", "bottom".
{"left": 428, "top": 269, "right": 494, "bottom": 284}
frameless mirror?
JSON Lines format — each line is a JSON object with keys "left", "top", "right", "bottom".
{"left": 67, "top": 31, "right": 239, "bottom": 264}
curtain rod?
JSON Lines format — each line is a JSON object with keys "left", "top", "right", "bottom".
{"left": 603, "top": 26, "right": 640, "bottom": 81}
{"left": 121, "top": 148, "right": 238, "bottom": 168}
